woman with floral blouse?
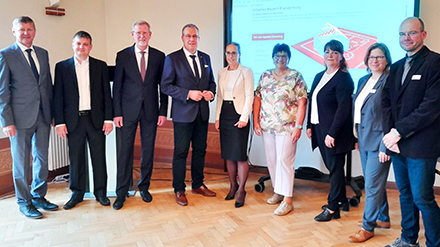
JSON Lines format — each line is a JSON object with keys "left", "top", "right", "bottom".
{"left": 253, "top": 43, "right": 307, "bottom": 216}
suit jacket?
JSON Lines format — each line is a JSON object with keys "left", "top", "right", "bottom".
{"left": 382, "top": 46, "right": 440, "bottom": 159}
{"left": 353, "top": 73, "right": 388, "bottom": 152}
{"left": 113, "top": 45, "right": 167, "bottom": 122}
{"left": 161, "top": 48, "right": 216, "bottom": 123}
{"left": 53, "top": 56, "right": 113, "bottom": 132}
{"left": 307, "top": 69, "right": 354, "bottom": 155}
{"left": 0, "top": 43, "right": 52, "bottom": 128}
{"left": 215, "top": 64, "right": 254, "bottom": 123}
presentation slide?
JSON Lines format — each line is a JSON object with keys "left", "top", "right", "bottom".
{"left": 231, "top": 0, "right": 416, "bottom": 90}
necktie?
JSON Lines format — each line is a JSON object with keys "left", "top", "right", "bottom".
{"left": 401, "top": 56, "right": 413, "bottom": 85}
{"left": 25, "top": 49, "right": 39, "bottom": 82}
{"left": 190, "top": 55, "right": 200, "bottom": 78}
{"left": 140, "top": 51, "right": 146, "bottom": 81}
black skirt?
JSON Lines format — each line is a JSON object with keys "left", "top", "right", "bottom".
{"left": 219, "top": 101, "right": 250, "bottom": 161}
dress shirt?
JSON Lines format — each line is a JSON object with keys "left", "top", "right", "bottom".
{"left": 75, "top": 57, "right": 91, "bottom": 111}
{"left": 183, "top": 47, "right": 201, "bottom": 78}
{"left": 223, "top": 70, "right": 240, "bottom": 100}
{"left": 16, "top": 42, "right": 40, "bottom": 73}
{"left": 354, "top": 77, "right": 378, "bottom": 124}
{"left": 134, "top": 45, "right": 149, "bottom": 74}
{"left": 310, "top": 69, "right": 338, "bottom": 124}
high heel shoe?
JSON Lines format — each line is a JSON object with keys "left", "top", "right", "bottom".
{"left": 235, "top": 191, "right": 246, "bottom": 208}
{"left": 225, "top": 186, "right": 238, "bottom": 200}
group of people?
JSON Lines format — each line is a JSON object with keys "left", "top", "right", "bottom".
{"left": 0, "top": 15, "right": 439, "bottom": 247}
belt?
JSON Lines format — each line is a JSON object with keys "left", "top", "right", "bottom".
{"left": 78, "top": 110, "right": 91, "bottom": 116}
{"left": 223, "top": 100, "right": 233, "bottom": 104}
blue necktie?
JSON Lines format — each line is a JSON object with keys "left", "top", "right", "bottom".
{"left": 190, "top": 55, "right": 200, "bottom": 78}
{"left": 25, "top": 49, "right": 39, "bottom": 82}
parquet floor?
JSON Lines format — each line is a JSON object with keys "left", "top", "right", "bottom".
{"left": 0, "top": 162, "right": 435, "bottom": 247}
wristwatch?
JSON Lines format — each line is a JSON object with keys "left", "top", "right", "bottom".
{"left": 295, "top": 124, "right": 303, "bottom": 130}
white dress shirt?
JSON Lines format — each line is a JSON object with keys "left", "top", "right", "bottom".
{"left": 183, "top": 47, "right": 201, "bottom": 78}
{"left": 75, "top": 57, "right": 91, "bottom": 111}
{"left": 310, "top": 69, "right": 338, "bottom": 124}
{"left": 16, "top": 42, "right": 40, "bottom": 73}
{"left": 134, "top": 45, "right": 149, "bottom": 74}
{"left": 223, "top": 70, "right": 240, "bottom": 100}
{"left": 354, "top": 77, "right": 378, "bottom": 124}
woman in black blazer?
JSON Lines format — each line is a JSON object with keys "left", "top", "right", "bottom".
{"left": 306, "top": 40, "right": 354, "bottom": 222}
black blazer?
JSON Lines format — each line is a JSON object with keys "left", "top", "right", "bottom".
{"left": 307, "top": 69, "right": 354, "bottom": 155}
{"left": 113, "top": 45, "right": 167, "bottom": 122}
{"left": 53, "top": 56, "right": 113, "bottom": 132}
{"left": 382, "top": 46, "right": 440, "bottom": 159}
{"left": 161, "top": 48, "right": 216, "bottom": 123}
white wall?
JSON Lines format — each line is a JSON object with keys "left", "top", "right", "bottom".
{"left": 0, "top": 0, "right": 439, "bottom": 185}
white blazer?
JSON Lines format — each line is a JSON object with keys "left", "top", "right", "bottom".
{"left": 215, "top": 64, "right": 254, "bottom": 123}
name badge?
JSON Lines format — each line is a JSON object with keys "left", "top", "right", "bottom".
{"left": 412, "top": 75, "right": 421, "bottom": 80}
{"left": 204, "top": 64, "right": 209, "bottom": 68}
{"left": 370, "top": 89, "right": 376, "bottom": 93}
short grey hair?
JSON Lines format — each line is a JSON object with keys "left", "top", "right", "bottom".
{"left": 132, "top": 20, "right": 151, "bottom": 31}
{"left": 12, "top": 16, "right": 35, "bottom": 31}
{"left": 181, "top": 23, "right": 199, "bottom": 36}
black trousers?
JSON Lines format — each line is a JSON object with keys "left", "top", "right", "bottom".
{"left": 67, "top": 114, "right": 107, "bottom": 199}
{"left": 115, "top": 106, "right": 157, "bottom": 198}
{"left": 314, "top": 124, "right": 348, "bottom": 211}
{"left": 172, "top": 112, "right": 208, "bottom": 193}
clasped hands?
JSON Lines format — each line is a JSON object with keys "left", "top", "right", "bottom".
{"left": 188, "top": 90, "right": 212, "bottom": 101}
{"left": 382, "top": 128, "right": 401, "bottom": 153}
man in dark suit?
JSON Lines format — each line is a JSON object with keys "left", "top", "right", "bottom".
{"left": 0, "top": 16, "right": 58, "bottom": 218}
{"left": 112, "top": 21, "right": 168, "bottom": 210}
{"left": 161, "top": 24, "right": 217, "bottom": 206}
{"left": 382, "top": 17, "right": 440, "bottom": 247}
{"left": 53, "top": 31, "right": 113, "bottom": 210}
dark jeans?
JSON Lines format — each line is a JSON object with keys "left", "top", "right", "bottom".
{"left": 391, "top": 155, "right": 440, "bottom": 247}
{"left": 172, "top": 113, "right": 208, "bottom": 193}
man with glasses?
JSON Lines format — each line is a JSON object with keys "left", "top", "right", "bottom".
{"left": 161, "top": 24, "right": 216, "bottom": 206}
{"left": 112, "top": 20, "right": 168, "bottom": 210}
{"left": 382, "top": 17, "right": 440, "bottom": 247}
{"left": 0, "top": 16, "right": 58, "bottom": 218}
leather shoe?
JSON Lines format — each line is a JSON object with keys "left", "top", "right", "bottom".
{"left": 235, "top": 191, "right": 246, "bottom": 208}
{"left": 357, "top": 220, "right": 390, "bottom": 229}
{"left": 175, "top": 191, "right": 188, "bottom": 206}
{"left": 140, "top": 190, "right": 153, "bottom": 203}
{"left": 19, "top": 204, "right": 43, "bottom": 219}
{"left": 96, "top": 196, "right": 110, "bottom": 206}
{"left": 192, "top": 184, "right": 216, "bottom": 197}
{"left": 314, "top": 208, "right": 340, "bottom": 222}
{"left": 113, "top": 197, "right": 125, "bottom": 210}
{"left": 32, "top": 198, "right": 59, "bottom": 211}
{"left": 349, "top": 228, "right": 374, "bottom": 243}
{"left": 225, "top": 185, "right": 238, "bottom": 200}
{"left": 63, "top": 197, "right": 83, "bottom": 210}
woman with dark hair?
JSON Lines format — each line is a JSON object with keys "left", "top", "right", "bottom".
{"left": 253, "top": 43, "right": 307, "bottom": 216}
{"left": 306, "top": 39, "right": 354, "bottom": 221}
{"left": 215, "top": 42, "right": 254, "bottom": 208}
{"left": 348, "top": 43, "right": 392, "bottom": 243}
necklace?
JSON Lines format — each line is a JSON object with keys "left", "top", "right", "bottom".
{"left": 273, "top": 69, "right": 288, "bottom": 77}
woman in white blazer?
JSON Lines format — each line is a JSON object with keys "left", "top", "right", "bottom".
{"left": 215, "top": 42, "right": 254, "bottom": 208}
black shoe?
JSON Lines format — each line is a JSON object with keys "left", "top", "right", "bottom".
{"left": 32, "top": 198, "right": 59, "bottom": 211}
{"left": 113, "top": 197, "right": 125, "bottom": 210}
{"left": 96, "top": 196, "right": 110, "bottom": 206}
{"left": 225, "top": 185, "right": 238, "bottom": 200}
{"left": 314, "top": 209, "right": 341, "bottom": 222}
{"left": 19, "top": 204, "right": 43, "bottom": 219}
{"left": 234, "top": 191, "right": 246, "bottom": 208}
{"left": 140, "top": 190, "right": 152, "bottom": 203}
{"left": 63, "top": 196, "right": 83, "bottom": 210}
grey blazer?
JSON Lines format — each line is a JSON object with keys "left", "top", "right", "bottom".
{"left": 353, "top": 73, "right": 388, "bottom": 152}
{"left": 0, "top": 42, "right": 53, "bottom": 129}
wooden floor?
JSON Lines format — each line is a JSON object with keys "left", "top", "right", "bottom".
{"left": 0, "top": 163, "right": 435, "bottom": 247}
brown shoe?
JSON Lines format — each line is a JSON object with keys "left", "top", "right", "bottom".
{"left": 357, "top": 220, "right": 391, "bottom": 229}
{"left": 192, "top": 184, "right": 216, "bottom": 197}
{"left": 349, "top": 228, "right": 374, "bottom": 243}
{"left": 175, "top": 191, "right": 188, "bottom": 206}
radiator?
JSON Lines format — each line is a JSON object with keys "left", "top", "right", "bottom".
{"left": 48, "top": 126, "right": 70, "bottom": 171}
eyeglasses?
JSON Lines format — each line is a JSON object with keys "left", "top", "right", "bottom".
{"left": 183, "top": 34, "right": 199, "bottom": 39}
{"left": 399, "top": 31, "right": 422, "bottom": 37}
{"left": 225, "top": 51, "right": 238, "bottom": 56}
{"left": 368, "top": 56, "right": 386, "bottom": 61}
{"left": 274, "top": 55, "right": 288, "bottom": 60}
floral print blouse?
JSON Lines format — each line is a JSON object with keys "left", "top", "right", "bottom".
{"left": 255, "top": 69, "right": 307, "bottom": 135}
